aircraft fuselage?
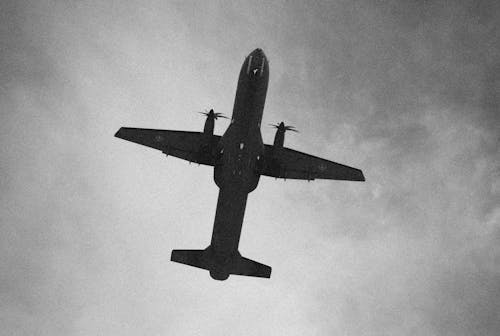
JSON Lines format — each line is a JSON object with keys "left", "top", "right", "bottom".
{"left": 209, "top": 49, "right": 269, "bottom": 279}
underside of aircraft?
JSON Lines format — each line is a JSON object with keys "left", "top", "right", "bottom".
{"left": 115, "top": 48, "right": 364, "bottom": 280}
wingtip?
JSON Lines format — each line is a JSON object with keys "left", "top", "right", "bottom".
{"left": 114, "top": 127, "right": 125, "bottom": 138}
{"left": 359, "top": 170, "right": 366, "bottom": 182}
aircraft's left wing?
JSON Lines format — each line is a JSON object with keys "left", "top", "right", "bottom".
{"left": 261, "top": 145, "right": 365, "bottom": 181}
{"left": 115, "top": 127, "right": 221, "bottom": 166}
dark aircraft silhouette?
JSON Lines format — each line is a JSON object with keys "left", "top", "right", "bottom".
{"left": 115, "top": 48, "right": 364, "bottom": 280}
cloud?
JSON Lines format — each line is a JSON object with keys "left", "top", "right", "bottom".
{"left": 1, "top": 1, "right": 498, "bottom": 335}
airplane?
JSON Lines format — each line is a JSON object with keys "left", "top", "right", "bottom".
{"left": 115, "top": 48, "right": 365, "bottom": 281}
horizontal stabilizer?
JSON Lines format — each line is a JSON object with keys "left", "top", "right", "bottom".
{"left": 171, "top": 249, "right": 210, "bottom": 270}
{"left": 232, "top": 255, "right": 272, "bottom": 278}
{"left": 171, "top": 248, "right": 271, "bottom": 280}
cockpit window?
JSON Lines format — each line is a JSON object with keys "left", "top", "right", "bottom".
{"left": 246, "top": 54, "right": 266, "bottom": 77}
{"left": 246, "top": 56, "right": 253, "bottom": 74}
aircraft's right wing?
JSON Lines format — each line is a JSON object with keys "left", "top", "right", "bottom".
{"left": 261, "top": 145, "right": 365, "bottom": 181}
{"left": 115, "top": 127, "right": 221, "bottom": 166}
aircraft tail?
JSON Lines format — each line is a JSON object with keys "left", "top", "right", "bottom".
{"left": 231, "top": 254, "right": 272, "bottom": 278}
{"left": 171, "top": 247, "right": 271, "bottom": 280}
{"left": 171, "top": 249, "right": 210, "bottom": 270}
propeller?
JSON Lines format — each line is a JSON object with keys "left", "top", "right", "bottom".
{"left": 197, "top": 109, "right": 228, "bottom": 120}
{"left": 269, "top": 122, "right": 298, "bottom": 132}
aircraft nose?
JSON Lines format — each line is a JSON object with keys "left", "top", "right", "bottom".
{"left": 245, "top": 48, "right": 268, "bottom": 77}
{"left": 249, "top": 48, "right": 266, "bottom": 59}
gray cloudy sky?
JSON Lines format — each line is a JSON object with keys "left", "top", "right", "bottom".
{"left": 1, "top": 0, "right": 499, "bottom": 335}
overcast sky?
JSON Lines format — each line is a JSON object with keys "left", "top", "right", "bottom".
{"left": 1, "top": 1, "right": 499, "bottom": 335}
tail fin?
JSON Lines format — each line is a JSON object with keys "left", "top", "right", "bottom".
{"left": 170, "top": 248, "right": 271, "bottom": 280}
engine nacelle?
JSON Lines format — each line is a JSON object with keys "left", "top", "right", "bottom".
{"left": 204, "top": 115, "right": 215, "bottom": 135}
{"left": 273, "top": 127, "right": 285, "bottom": 149}
{"left": 200, "top": 109, "right": 227, "bottom": 136}
{"left": 271, "top": 122, "right": 297, "bottom": 150}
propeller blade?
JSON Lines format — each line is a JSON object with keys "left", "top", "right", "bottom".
{"left": 269, "top": 123, "right": 298, "bottom": 132}
{"left": 214, "top": 113, "right": 228, "bottom": 119}
{"left": 196, "top": 108, "right": 211, "bottom": 115}
{"left": 196, "top": 109, "right": 229, "bottom": 120}
{"left": 284, "top": 126, "right": 298, "bottom": 132}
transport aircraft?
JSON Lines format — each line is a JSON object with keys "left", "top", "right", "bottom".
{"left": 115, "top": 48, "right": 364, "bottom": 280}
